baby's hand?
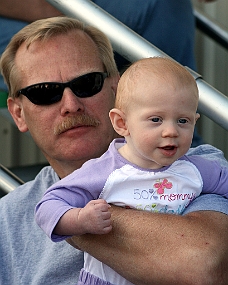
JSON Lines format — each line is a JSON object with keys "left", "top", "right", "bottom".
{"left": 78, "top": 199, "right": 112, "bottom": 234}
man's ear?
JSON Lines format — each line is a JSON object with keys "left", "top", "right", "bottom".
{"left": 7, "top": 97, "right": 28, "bottom": 132}
{"left": 110, "top": 74, "right": 120, "bottom": 94}
{"left": 109, "top": 108, "right": 129, "bottom": 137}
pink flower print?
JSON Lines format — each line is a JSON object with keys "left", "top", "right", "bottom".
{"left": 154, "top": 178, "right": 173, "bottom": 195}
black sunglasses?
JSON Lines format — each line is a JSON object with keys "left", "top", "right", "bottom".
{"left": 16, "top": 72, "right": 108, "bottom": 105}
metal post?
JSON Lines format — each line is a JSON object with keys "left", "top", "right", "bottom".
{"left": 47, "top": 0, "right": 228, "bottom": 131}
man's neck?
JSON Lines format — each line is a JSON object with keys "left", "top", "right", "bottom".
{"left": 46, "top": 158, "right": 86, "bottom": 179}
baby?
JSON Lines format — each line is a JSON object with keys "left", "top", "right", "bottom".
{"left": 36, "top": 57, "right": 228, "bottom": 285}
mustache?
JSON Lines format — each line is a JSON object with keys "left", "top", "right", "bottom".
{"left": 54, "top": 114, "right": 100, "bottom": 135}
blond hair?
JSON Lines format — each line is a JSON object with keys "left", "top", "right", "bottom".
{"left": 0, "top": 16, "right": 118, "bottom": 98}
{"left": 115, "top": 57, "right": 198, "bottom": 111}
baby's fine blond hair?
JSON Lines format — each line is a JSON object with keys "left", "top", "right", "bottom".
{"left": 115, "top": 57, "right": 198, "bottom": 112}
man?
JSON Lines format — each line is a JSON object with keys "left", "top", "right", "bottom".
{"left": 0, "top": 17, "right": 228, "bottom": 285}
{"left": 0, "top": 0, "right": 211, "bottom": 146}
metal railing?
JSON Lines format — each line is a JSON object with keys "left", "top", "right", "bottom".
{"left": 47, "top": 0, "right": 228, "bottom": 132}
{"left": 194, "top": 8, "right": 228, "bottom": 50}
{"left": 0, "top": 164, "right": 23, "bottom": 194}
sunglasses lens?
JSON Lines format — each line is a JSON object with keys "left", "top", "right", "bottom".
{"left": 26, "top": 84, "right": 63, "bottom": 105}
{"left": 71, "top": 73, "right": 104, "bottom": 98}
{"left": 18, "top": 72, "right": 107, "bottom": 105}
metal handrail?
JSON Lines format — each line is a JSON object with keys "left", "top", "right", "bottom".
{"left": 47, "top": 0, "right": 228, "bottom": 132}
{"left": 0, "top": 164, "right": 23, "bottom": 194}
{"left": 194, "top": 8, "right": 228, "bottom": 50}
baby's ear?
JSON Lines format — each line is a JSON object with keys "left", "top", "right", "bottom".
{"left": 109, "top": 108, "right": 129, "bottom": 136}
{"left": 195, "top": 113, "right": 200, "bottom": 123}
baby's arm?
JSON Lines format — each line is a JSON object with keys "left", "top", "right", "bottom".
{"left": 54, "top": 199, "right": 112, "bottom": 236}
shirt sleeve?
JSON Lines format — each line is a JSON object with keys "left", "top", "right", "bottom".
{"left": 35, "top": 143, "right": 124, "bottom": 242}
{"left": 183, "top": 194, "right": 228, "bottom": 215}
{"left": 182, "top": 154, "right": 228, "bottom": 215}
{"left": 35, "top": 156, "right": 112, "bottom": 241}
{"left": 185, "top": 155, "right": 228, "bottom": 198}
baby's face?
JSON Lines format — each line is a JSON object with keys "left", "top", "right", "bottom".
{"left": 123, "top": 72, "right": 199, "bottom": 169}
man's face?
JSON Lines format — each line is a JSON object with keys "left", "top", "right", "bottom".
{"left": 9, "top": 30, "right": 118, "bottom": 177}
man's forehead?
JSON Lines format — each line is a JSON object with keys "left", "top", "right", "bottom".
{"left": 17, "top": 31, "right": 95, "bottom": 62}
{"left": 15, "top": 31, "right": 103, "bottom": 85}
{"left": 18, "top": 30, "right": 93, "bottom": 53}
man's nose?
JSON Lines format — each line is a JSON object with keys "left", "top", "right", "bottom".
{"left": 60, "top": 88, "right": 85, "bottom": 115}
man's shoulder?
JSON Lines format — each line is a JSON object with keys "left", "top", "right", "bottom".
{"left": 187, "top": 144, "right": 228, "bottom": 168}
{"left": 0, "top": 164, "right": 83, "bottom": 284}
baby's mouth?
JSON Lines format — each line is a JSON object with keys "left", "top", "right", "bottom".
{"left": 161, "top": 145, "right": 176, "bottom": 150}
{"left": 159, "top": 145, "right": 178, "bottom": 157}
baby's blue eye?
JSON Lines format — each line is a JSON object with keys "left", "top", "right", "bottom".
{"left": 151, "top": 117, "right": 161, "bottom": 122}
{"left": 178, "top": 118, "right": 188, "bottom": 124}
